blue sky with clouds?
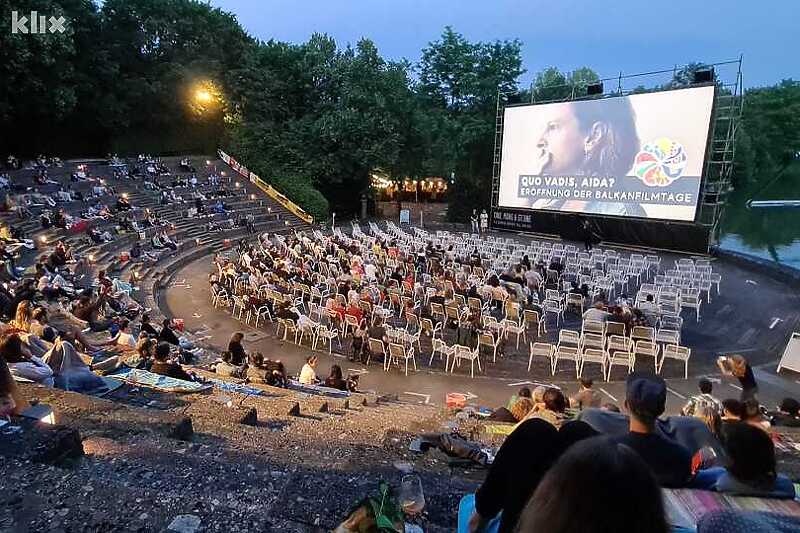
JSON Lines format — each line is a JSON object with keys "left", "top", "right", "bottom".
{"left": 210, "top": 0, "right": 797, "bottom": 89}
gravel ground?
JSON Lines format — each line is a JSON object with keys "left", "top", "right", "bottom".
{"left": 2, "top": 383, "right": 484, "bottom": 532}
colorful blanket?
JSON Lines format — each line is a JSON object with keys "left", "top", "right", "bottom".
{"left": 664, "top": 488, "right": 800, "bottom": 530}
{"left": 206, "top": 378, "right": 266, "bottom": 397}
{"left": 109, "top": 368, "right": 211, "bottom": 393}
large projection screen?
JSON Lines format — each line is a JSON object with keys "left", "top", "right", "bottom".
{"left": 497, "top": 85, "right": 715, "bottom": 222}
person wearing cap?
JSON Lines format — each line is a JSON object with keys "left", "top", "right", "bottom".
{"left": 612, "top": 372, "right": 692, "bottom": 487}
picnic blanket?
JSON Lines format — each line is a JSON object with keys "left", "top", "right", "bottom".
{"left": 109, "top": 368, "right": 211, "bottom": 393}
{"left": 287, "top": 379, "right": 350, "bottom": 398}
{"left": 206, "top": 378, "right": 266, "bottom": 397}
{"left": 664, "top": 488, "right": 800, "bottom": 530}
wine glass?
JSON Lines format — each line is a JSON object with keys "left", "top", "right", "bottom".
{"left": 399, "top": 474, "right": 425, "bottom": 515}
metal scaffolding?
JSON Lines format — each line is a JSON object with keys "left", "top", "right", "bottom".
{"left": 490, "top": 57, "right": 745, "bottom": 249}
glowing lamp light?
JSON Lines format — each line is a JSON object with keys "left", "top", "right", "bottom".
{"left": 122, "top": 193, "right": 128, "bottom": 199}
{"left": 250, "top": 194, "right": 256, "bottom": 200}
{"left": 195, "top": 238, "right": 201, "bottom": 245}
{"left": 220, "top": 171, "right": 226, "bottom": 176}
{"left": 235, "top": 182, "right": 241, "bottom": 188}
{"left": 206, "top": 160, "right": 211, "bottom": 165}
{"left": 195, "top": 89, "right": 213, "bottom": 103}
{"left": 39, "top": 236, "right": 47, "bottom": 243}
{"left": 88, "top": 254, "right": 94, "bottom": 262}
{"left": 284, "top": 221, "right": 290, "bottom": 225}
{"left": 267, "top": 207, "right": 272, "bottom": 213}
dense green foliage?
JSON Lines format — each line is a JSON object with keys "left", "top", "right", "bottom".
{"left": 1, "top": 1, "right": 797, "bottom": 221}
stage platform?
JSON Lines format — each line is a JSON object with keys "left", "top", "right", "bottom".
{"left": 162, "top": 229, "right": 800, "bottom": 413}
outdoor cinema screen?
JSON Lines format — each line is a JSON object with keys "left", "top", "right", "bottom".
{"left": 497, "top": 85, "right": 715, "bottom": 221}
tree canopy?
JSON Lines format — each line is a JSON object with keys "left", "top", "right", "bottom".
{"left": 0, "top": 1, "right": 796, "bottom": 221}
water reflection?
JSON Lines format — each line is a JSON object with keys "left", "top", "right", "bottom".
{"left": 719, "top": 172, "right": 800, "bottom": 269}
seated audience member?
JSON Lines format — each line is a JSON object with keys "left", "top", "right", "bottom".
{"left": 582, "top": 301, "right": 610, "bottom": 322}
{"left": 681, "top": 377, "right": 724, "bottom": 417}
{"left": 693, "top": 422, "right": 795, "bottom": 499}
{"left": 721, "top": 398, "right": 744, "bottom": 422}
{"left": 246, "top": 352, "right": 287, "bottom": 387}
{"left": 695, "top": 404, "right": 723, "bottom": 439}
{"left": 73, "top": 292, "right": 112, "bottom": 331}
{"left": 524, "top": 387, "right": 568, "bottom": 429}
{"left": 465, "top": 419, "right": 598, "bottom": 533}
{"left": 214, "top": 350, "right": 247, "bottom": 378}
{"left": 140, "top": 313, "right": 160, "bottom": 337}
{"left": 298, "top": 355, "right": 319, "bottom": 384}
{"left": 742, "top": 398, "right": 770, "bottom": 431}
{"left": 150, "top": 342, "right": 193, "bottom": 381}
{"left": 515, "top": 437, "right": 669, "bottom": 533}
{"left": 1, "top": 355, "right": 29, "bottom": 415}
{"left": 570, "top": 378, "right": 601, "bottom": 410}
{"left": 43, "top": 337, "right": 106, "bottom": 393}
{"left": 323, "top": 364, "right": 356, "bottom": 392}
{"left": 104, "top": 319, "right": 137, "bottom": 349}
{"left": 158, "top": 318, "right": 197, "bottom": 355}
{"left": 0, "top": 333, "right": 54, "bottom": 386}
{"left": 227, "top": 332, "right": 247, "bottom": 366}
{"left": 490, "top": 387, "right": 534, "bottom": 423}
{"left": 768, "top": 398, "right": 800, "bottom": 428}
{"left": 92, "top": 337, "right": 155, "bottom": 374}
{"left": 612, "top": 373, "right": 692, "bottom": 488}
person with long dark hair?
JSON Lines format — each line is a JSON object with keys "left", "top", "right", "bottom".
{"left": 462, "top": 419, "right": 597, "bottom": 533}
{"left": 515, "top": 437, "right": 669, "bottom": 533}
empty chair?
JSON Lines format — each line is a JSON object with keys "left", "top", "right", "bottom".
{"left": 478, "top": 332, "right": 503, "bottom": 363}
{"left": 430, "top": 338, "right": 455, "bottom": 368}
{"left": 543, "top": 299, "right": 564, "bottom": 327}
{"left": 604, "top": 321, "right": 626, "bottom": 337}
{"left": 528, "top": 342, "right": 555, "bottom": 373}
{"left": 606, "top": 335, "right": 633, "bottom": 381}
{"left": 658, "top": 344, "right": 691, "bottom": 378}
{"left": 580, "top": 348, "right": 607, "bottom": 379}
{"left": 314, "top": 325, "right": 340, "bottom": 354}
{"left": 634, "top": 340, "right": 660, "bottom": 373}
{"left": 582, "top": 319, "right": 605, "bottom": 337}
{"left": 450, "top": 344, "right": 482, "bottom": 378}
{"left": 553, "top": 345, "right": 580, "bottom": 378}
{"left": 558, "top": 329, "right": 581, "bottom": 349}
{"left": 523, "top": 309, "right": 546, "bottom": 336}
{"left": 630, "top": 326, "right": 655, "bottom": 343}
{"left": 581, "top": 332, "right": 605, "bottom": 351}
{"left": 501, "top": 318, "right": 526, "bottom": 349}
{"left": 654, "top": 328, "right": 680, "bottom": 346}
{"left": 387, "top": 342, "right": 417, "bottom": 376}
{"left": 680, "top": 292, "right": 701, "bottom": 322}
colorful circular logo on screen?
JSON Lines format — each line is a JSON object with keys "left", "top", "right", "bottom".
{"left": 634, "top": 138, "right": 688, "bottom": 187}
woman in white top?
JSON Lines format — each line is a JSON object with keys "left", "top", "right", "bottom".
{"left": 298, "top": 355, "right": 319, "bottom": 385}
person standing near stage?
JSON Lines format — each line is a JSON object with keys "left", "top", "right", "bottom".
{"left": 480, "top": 209, "right": 488, "bottom": 235}
{"left": 581, "top": 218, "right": 594, "bottom": 251}
{"left": 470, "top": 209, "right": 479, "bottom": 234}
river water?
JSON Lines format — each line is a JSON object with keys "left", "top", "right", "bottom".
{"left": 718, "top": 175, "right": 800, "bottom": 270}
